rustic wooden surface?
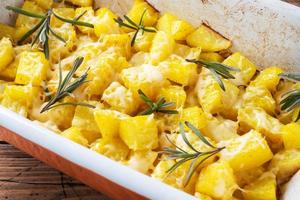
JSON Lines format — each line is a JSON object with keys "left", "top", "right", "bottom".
{"left": 0, "top": 1, "right": 299, "bottom": 199}
{"left": 0, "top": 141, "right": 111, "bottom": 200}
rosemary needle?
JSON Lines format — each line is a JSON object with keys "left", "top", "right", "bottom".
{"left": 6, "top": 6, "right": 94, "bottom": 59}
{"left": 138, "top": 89, "right": 179, "bottom": 115}
{"left": 163, "top": 121, "right": 225, "bottom": 186}
{"left": 279, "top": 72, "right": 300, "bottom": 121}
{"left": 114, "top": 9, "right": 156, "bottom": 46}
{"left": 41, "top": 57, "right": 95, "bottom": 113}
{"left": 186, "top": 59, "right": 240, "bottom": 91}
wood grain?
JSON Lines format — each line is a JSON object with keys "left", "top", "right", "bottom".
{"left": 0, "top": 1, "right": 299, "bottom": 200}
{"left": 0, "top": 142, "right": 109, "bottom": 200}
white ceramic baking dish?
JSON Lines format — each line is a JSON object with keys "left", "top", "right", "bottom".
{"left": 0, "top": 0, "right": 300, "bottom": 199}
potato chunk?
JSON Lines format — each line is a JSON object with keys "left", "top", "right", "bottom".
{"left": 67, "top": 0, "right": 92, "bottom": 6}
{"left": 196, "top": 68, "right": 239, "bottom": 116}
{"left": 157, "top": 13, "right": 194, "bottom": 41}
{"left": 152, "top": 160, "right": 198, "bottom": 194}
{"left": 242, "top": 86, "right": 276, "bottom": 115}
{"left": 94, "top": 109, "right": 128, "bottom": 140}
{"left": 127, "top": 0, "right": 159, "bottom": 27}
{"left": 150, "top": 31, "right": 175, "bottom": 65}
{"left": 238, "top": 106, "right": 283, "bottom": 143}
{"left": 85, "top": 53, "right": 128, "bottom": 97}
{"left": 158, "top": 85, "right": 186, "bottom": 110}
{"left": 1, "top": 85, "right": 40, "bottom": 117}
{"left": 15, "top": 52, "right": 49, "bottom": 86}
{"left": 222, "top": 52, "right": 257, "bottom": 86}
{"left": 90, "top": 138, "right": 129, "bottom": 161}
{"left": 75, "top": 7, "right": 96, "bottom": 35}
{"left": 120, "top": 115, "right": 158, "bottom": 150}
{"left": 0, "top": 24, "right": 15, "bottom": 40}
{"left": 186, "top": 25, "right": 231, "bottom": 52}
{"left": 180, "top": 106, "right": 207, "bottom": 131}
{"left": 250, "top": 66, "right": 283, "bottom": 91}
{"left": 159, "top": 55, "right": 197, "bottom": 86}
{"left": 195, "top": 161, "right": 237, "bottom": 200}
{"left": 61, "top": 127, "right": 88, "bottom": 147}
{"left": 126, "top": 150, "right": 158, "bottom": 174}
{"left": 121, "top": 64, "right": 164, "bottom": 100}
{"left": 282, "top": 123, "right": 300, "bottom": 149}
{"left": 242, "top": 173, "right": 277, "bottom": 200}
{"left": 102, "top": 82, "right": 137, "bottom": 115}
{"left": 72, "top": 101, "right": 102, "bottom": 143}
{"left": 220, "top": 130, "right": 273, "bottom": 171}
{"left": 0, "top": 38, "right": 14, "bottom": 72}
{"left": 268, "top": 149, "right": 300, "bottom": 183}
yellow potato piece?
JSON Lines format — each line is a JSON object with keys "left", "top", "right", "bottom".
{"left": 72, "top": 101, "right": 102, "bottom": 143}
{"left": 1, "top": 85, "right": 40, "bottom": 117}
{"left": 282, "top": 123, "right": 300, "bottom": 149}
{"left": 187, "top": 25, "right": 231, "bottom": 52}
{"left": 127, "top": 0, "right": 159, "bottom": 27}
{"left": 157, "top": 13, "right": 194, "bottom": 40}
{"left": 173, "top": 43, "right": 202, "bottom": 60}
{"left": 151, "top": 159, "right": 198, "bottom": 194}
{"left": 126, "top": 150, "right": 158, "bottom": 174}
{"left": 94, "top": 109, "right": 128, "bottom": 140}
{"left": 121, "top": 64, "right": 164, "bottom": 100}
{"left": 268, "top": 149, "right": 300, "bottom": 183}
{"left": 67, "top": 0, "right": 93, "bottom": 7}
{"left": 242, "top": 86, "right": 276, "bottom": 115}
{"left": 102, "top": 81, "right": 138, "bottom": 115}
{"left": 0, "top": 24, "right": 15, "bottom": 40}
{"left": 90, "top": 138, "right": 129, "bottom": 161}
{"left": 238, "top": 106, "right": 283, "bottom": 143}
{"left": 199, "top": 52, "right": 224, "bottom": 62}
{"left": 242, "top": 172, "right": 277, "bottom": 200}
{"left": 220, "top": 130, "right": 273, "bottom": 171}
{"left": 196, "top": 68, "right": 240, "bottom": 116}
{"left": 0, "top": 38, "right": 14, "bottom": 72}
{"left": 222, "top": 52, "right": 257, "bottom": 86}
{"left": 15, "top": 51, "right": 49, "bottom": 86}
{"left": 180, "top": 106, "right": 207, "bottom": 130}
{"left": 195, "top": 161, "right": 237, "bottom": 200}
{"left": 61, "top": 127, "right": 89, "bottom": 147}
{"left": 250, "top": 66, "right": 283, "bottom": 91}
{"left": 120, "top": 115, "right": 158, "bottom": 150}
{"left": 150, "top": 31, "right": 175, "bottom": 65}
{"left": 94, "top": 8, "right": 120, "bottom": 37}
{"left": 51, "top": 8, "right": 75, "bottom": 27}
{"left": 159, "top": 55, "right": 197, "bottom": 86}
{"left": 158, "top": 85, "right": 186, "bottom": 109}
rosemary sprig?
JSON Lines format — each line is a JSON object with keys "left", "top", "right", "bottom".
{"left": 280, "top": 72, "right": 300, "bottom": 121}
{"left": 6, "top": 6, "right": 94, "bottom": 59}
{"left": 41, "top": 57, "right": 95, "bottom": 113}
{"left": 138, "top": 89, "right": 179, "bottom": 115}
{"left": 186, "top": 59, "right": 240, "bottom": 91}
{"left": 279, "top": 72, "right": 300, "bottom": 82}
{"left": 114, "top": 9, "right": 156, "bottom": 46}
{"left": 163, "top": 121, "right": 225, "bottom": 186}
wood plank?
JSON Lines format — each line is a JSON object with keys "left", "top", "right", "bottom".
{"left": 0, "top": 141, "right": 109, "bottom": 200}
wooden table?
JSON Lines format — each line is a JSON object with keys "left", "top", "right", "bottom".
{"left": 1, "top": 1, "right": 299, "bottom": 199}
{"left": 0, "top": 141, "right": 110, "bottom": 200}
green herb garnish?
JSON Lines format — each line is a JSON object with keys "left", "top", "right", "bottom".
{"left": 280, "top": 72, "right": 300, "bottom": 121}
{"left": 186, "top": 59, "right": 240, "bottom": 91}
{"left": 138, "top": 89, "right": 179, "bottom": 115}
{"left": 6, "top": 6, "right": 94, "bottom": 59}
{"left": 163, "top": 121, "right": 225, "bottom": 186}
{"left": 41, "top": 57, "right": 95, "bottom": 113}
{"left": 280, "top": 72, "right": 300, "bottom": 82}
{"left": 114, "top": 10, "right": 156, "bottom": 46}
